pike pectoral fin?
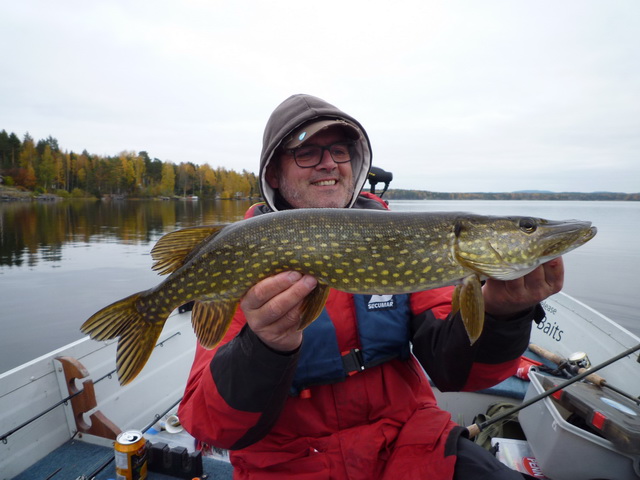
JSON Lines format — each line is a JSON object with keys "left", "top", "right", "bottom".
{"left": 192, "top": 299, "right": 238, "bottom": 348}
{"left": 297, "top": 283, "right": 330, "bottom": 331}
{"left": 458, "top": 275, "right": 485, "bottom": 345}
{"left": 151, "top": 226, "right": 225, "bottom": 275}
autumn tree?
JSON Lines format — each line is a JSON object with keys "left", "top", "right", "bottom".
{"left": 177, "top": 162, "right": 196, "bottom": 197}
{"left": 160, "top": 162, "right": 176, "bottom": 196}
{"left": 74, "top": 150, "right": 91, "bottom": 193}
{"left": 58, "top": 151, "right": 71, "bottom": 191}
{"left": 216, "top": 169, "right": 251, "bottom": 198}
{"left": 16, "top": 133, "right": 37, "bottom": 189}
{"left": 118, "top": 151, "right": 136, "bottom": 193}
{"left": 243, "top": 169, "right": 259, "bottom": 197}
{"left": 2, "top": 130, "right": 262, "bottom": 199}
{"left": 92, "top": 155, "right": 111, "bottom": 195}
{"left": 196, "top": 163, "right": 217, "bottom": 197}
{"left": 38, "top": 145, "right": 56, "bottom": 191}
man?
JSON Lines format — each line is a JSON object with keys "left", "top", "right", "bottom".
{"left": 179, "top": 94, "right": 562, "bottom": 479}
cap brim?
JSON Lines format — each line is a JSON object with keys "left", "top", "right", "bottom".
{"left": 284, "top": 119, "right": 361, "bottom": 149}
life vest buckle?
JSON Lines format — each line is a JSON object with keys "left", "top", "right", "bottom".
{"left": 341, "top": 348, "right": 365, "bottom": 376}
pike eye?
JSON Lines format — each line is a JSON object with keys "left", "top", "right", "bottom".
{"left": 519, "top": 218, "right": 537, "bottom": 233}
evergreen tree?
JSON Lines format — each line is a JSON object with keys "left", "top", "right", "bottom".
{"left": 0, "top": 130, "right": 10, "bottom": 170}
{"left": 8, "top": 133, "right": 21, "bottom": 168}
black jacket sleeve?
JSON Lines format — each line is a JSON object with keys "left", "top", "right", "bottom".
{"left": 210, "top": 324, "right": 300, "bottom": 449}
{"left": 410, "top": 304, "right": 545, "bottom": 392}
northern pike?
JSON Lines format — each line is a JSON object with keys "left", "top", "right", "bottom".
{"left": 81, "top": 209, "right": 597, "bottom": 385}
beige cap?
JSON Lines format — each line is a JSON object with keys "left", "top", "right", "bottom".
{"left": 283, "top": 119, "right": 361, "bottom": 149}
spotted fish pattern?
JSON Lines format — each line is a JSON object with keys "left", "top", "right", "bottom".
{"left": 81, "top": 209, "right": 596, "bottom": 384}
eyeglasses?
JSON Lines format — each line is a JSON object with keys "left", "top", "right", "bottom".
{"left": 287, "top": 141, "right": 355, "bottom": 168}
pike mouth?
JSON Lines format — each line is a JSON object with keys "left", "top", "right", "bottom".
{"left": 540, "top": 223, "right": 597, "bottom": 257}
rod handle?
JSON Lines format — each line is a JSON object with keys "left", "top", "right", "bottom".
{"left": 529, "top": 343, "right": 606, "bottom": 386}
{"left": 467, "top": 423, "right": 480, "bottom": 438}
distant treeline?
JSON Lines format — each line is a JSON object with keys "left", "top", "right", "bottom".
{"left": 3, "top": 129, "right": 637, "bottom": 202}
{"left": 0, "top": 129, "right": 259, "bottom": 198}
{"left": 383, "top": 189, "right": 640, "bottom": 201}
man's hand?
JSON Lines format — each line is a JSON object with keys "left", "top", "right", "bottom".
{"left": 482, "top": 258, "right": 564, "bottom": 318}
{"left": 240, "top": 271, "right": 318, "bottom": 352}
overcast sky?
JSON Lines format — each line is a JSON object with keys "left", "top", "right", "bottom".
{"left": 2, "top": 1, "right": 639, "bottom": 193}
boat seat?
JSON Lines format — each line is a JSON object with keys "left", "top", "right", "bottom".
{"left": 477, "top": 375, "right": 530, "bottom": 400}
{"left": 472, "top": 347, "right": 562, "bottom": 400}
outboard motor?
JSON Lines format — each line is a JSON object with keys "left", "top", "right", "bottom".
{"left": 368, "top": 166, "right": 393, "bottom": 198}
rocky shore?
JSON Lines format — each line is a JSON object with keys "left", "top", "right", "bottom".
{"left": 0, "top": 186, "right": 37, "bottom": 201}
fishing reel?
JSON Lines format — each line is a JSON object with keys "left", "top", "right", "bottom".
{"left": 540, "top": 351, "right": 593, "bottom": 379}
{"left": 567, "top": 351, "right": 592, "bottom": 370}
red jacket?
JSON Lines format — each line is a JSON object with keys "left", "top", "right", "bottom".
{"left": 179, "top": 196, "right": 539, "bottom": 479}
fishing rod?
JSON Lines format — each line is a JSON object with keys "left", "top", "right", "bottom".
{"left": 0, "top": 332, "right": 182, "bottom": 443}
{"left": 467, "top": 342, "right": 640, "bottom": 438}
{"left": 529, "top": 343, "right": 640, "bottom": 405}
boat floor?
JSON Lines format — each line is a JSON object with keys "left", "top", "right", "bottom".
{"left": 11, "top": 382, "right": 532, "bottom": 480}
{"left": 12, "top": 346, "right": 637, "bottom": 479}
{"left": 11, "top": 353, "right": 543, "bottom": 480}
{"left": 12, "top": 438, "right": 233, "bottom": 480}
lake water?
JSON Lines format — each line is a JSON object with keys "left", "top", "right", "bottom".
{"left": 1, "top": 198, "right": 639, "bottom": 374}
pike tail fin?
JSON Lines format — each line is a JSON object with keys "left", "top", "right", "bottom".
{"left": 81, "top": 293, "right": 166, "bottom": 385}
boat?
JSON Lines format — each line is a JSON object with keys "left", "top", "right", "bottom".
{"left": 2, "top": 170, "right": 639, "bottom": 478}
{"left": 436, "top": 292, "right": 640, "bottom": 479}
{"left": 1, "top": 291, "right": 638, "bottom": 479}
{"left": 0, "top": 303, "right": 234, "bottom": 480}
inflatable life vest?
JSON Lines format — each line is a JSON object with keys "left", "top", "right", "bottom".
{"left": 291, "top": 293, "right": 412, "bottom": 395}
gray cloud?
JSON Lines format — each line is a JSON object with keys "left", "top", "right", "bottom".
{"left": 2, "top": 0, "right": 638, "bottom": 192}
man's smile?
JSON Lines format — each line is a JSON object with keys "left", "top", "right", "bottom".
{"left": 312, "top": 179, "right": 338, "bottom": 186}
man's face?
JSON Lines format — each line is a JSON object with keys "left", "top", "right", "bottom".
{"left": 267, "top": 127, "right": 355, "bottom": 209}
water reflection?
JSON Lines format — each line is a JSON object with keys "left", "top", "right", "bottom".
{"left": 0, "top": 199, "right": 253, "bottom": 268}
{"left": 1, "top": 199, "right": 639, "bottom": 374}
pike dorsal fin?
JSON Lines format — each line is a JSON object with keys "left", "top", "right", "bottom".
{"left": 151, "top": 225, "right": 225, "bottom": 275}
{"left": 191, "top": 299, "right": 238, "bottom": 348}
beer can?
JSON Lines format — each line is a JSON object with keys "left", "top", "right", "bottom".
{"left": 114, "top": 430, "right": 148, "bottom": 480}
